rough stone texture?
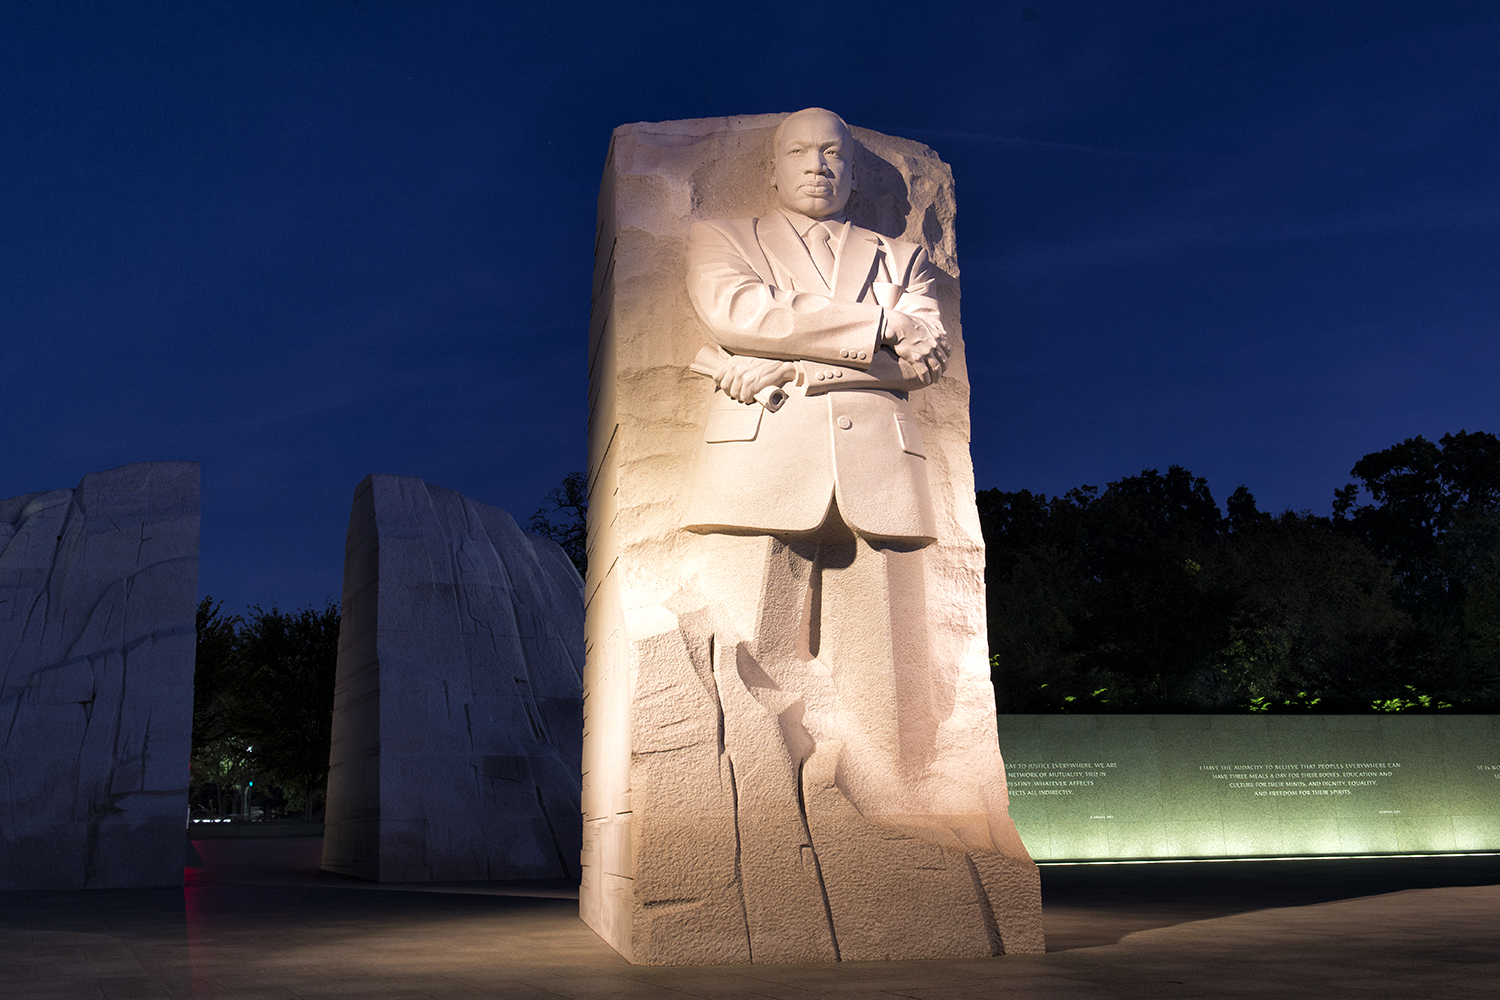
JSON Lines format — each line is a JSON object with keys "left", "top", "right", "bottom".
{"left": 0, "top": 462, "right": 199, "bottom": 890}
{"left": 583, "top": 115, "right": 1044, "bottom": 965}
{"left": 322, "top": 474, "right": 583, "bottom": 883}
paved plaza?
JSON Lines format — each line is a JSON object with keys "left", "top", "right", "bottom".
{"left": 1, "top": 837, "right": 1497, "bottom": 998}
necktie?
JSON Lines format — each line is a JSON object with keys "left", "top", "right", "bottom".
{"left": 808, "top": 222, "right": 836, "bottom": 286}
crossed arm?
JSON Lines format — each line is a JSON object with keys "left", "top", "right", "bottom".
{"left": 686, "top": 221, "right": 951, "bottom": 404}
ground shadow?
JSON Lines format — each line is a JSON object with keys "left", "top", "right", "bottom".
{"left": 1040, "top": 854, "right": 1500, "bottom": 951}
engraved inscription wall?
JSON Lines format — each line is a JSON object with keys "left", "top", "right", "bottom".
{"left": 999, "top": 715, "right": 1500, "bottom": 860}
{"left": 1200, "top": 761, "right": 1400, "bottom": 798}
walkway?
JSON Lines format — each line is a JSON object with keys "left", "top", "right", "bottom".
{"left": 1, "top": 838, "right": 1496, "bottom": 998}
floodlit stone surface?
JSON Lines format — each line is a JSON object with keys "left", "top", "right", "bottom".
{"left": 322, "top": 474, "right": 584, "bottom": 883}
{"left": 583, "top": 111, "right": 1043, "bottom": 965}
{"left": 0, "top": 462, "right": 199, "bottom": 890}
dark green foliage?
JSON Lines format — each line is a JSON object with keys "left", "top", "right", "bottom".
{"left": 1217, "top": 506, "right": 1408, "bottom": 708}
{"left": 529, "top": 470, "right": 587, "bottom": 577}
{"left": 232, "top": 602, "right": 341, "bottom": 820}
{"left": 192, "top": 597, "right": 241, "bottom": 752}
{"left": 190, "top": 597, "right": 247, "bottom": 819}
{"left": 980, "top": 435, "right": 1500, "bottom": 713}
{"left": 189, "top": 597, "right": 340, "bottom": 820}
{"left": 1068, "top": 468, "right": 1236, "bottom": 707}
{"left": 1336, "top": 430, "right": 1500, "bottom": 705}
{"left": 982, "top": 468, "right": 1239, "bottom": 711}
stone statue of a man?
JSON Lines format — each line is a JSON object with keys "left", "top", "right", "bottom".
{"left": 686, "top": 108, "right": 949, "bottom": 540}
{"left": 684, "top": 108, "right": 979, "bottom": 842}
{"left": 583, "top": 108, "right": 1043, "bottom": 965}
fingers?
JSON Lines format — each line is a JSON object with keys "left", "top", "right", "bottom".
{"left": 894, "top": 341, "right": 942, "bottom": 386}
{"left": 722, "top": 357, "right": 791, "bottom": 403}
{"left": 726, "top": 368, "right": 756, "bottom": 403}
{"left": 893, "top": 333, "right": 947, "bottom": 383}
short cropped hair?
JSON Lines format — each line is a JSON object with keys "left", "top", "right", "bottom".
{"left": 771, "top": 108, "right": 853, "bottom": 158}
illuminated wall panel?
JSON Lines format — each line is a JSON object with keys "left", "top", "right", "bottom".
{"left": 999, "top": 714, "right": 1500, "bottom": 860}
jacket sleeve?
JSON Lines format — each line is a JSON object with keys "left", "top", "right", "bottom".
{"left": 686, "top": 220, "right": 884, "bottom": 368}
{"left": 888, "top": 244, "right": 946, "bottom": 338}
{"left": 793, "top": 240, "right": 945, "bottom": 394}
{"left": 799, "top": 348, "right": 930, "bottom": 395}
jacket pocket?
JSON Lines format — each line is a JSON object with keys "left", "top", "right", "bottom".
{"left": 894, "top": 412, "right": 926, "bottom": 458}
{"left": 705, "top": 403, "right": 763, "bottom": 443}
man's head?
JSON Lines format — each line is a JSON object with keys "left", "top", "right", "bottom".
{"left": 771, "top": 108, "right": 853, "bottom": 220}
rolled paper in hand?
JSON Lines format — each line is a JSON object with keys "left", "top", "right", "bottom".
{"left": 688, "top": 344, "right": 727, "bottom": 379}
{"left": 688, "top": 344, "right": 787, "bottom": 412}
{"left": 754, "top": 384, "right": 787, "bottom": 412}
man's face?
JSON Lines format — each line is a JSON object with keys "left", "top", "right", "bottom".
{"left": 772, "top": 111, "right": 852, "bottom": 219}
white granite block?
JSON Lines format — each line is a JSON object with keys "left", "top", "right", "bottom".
{"left": 322, "top": 475, "right": 583, "bottom": 882}
{"left": 0, "top": 462, "right": 199, "bottom": 890}
{"left": 583, "top": 113, "right": 1043, "bottom": 965}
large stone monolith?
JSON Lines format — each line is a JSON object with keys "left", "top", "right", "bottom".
{"left": 322, "top": 475, "right": 583, "bottom": 882}
{"left": 0, "top": 462, "right": 199, "bottom": 890}
{"left": 583, "top": 112, "right": 1044, "bottom": 965}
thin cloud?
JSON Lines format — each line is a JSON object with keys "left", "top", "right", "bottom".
{"left": 985, "top": 182, "right": 1500, "bottom": 274}
{"left": 898, "top": 127, "right": 1157, "bottom": 160}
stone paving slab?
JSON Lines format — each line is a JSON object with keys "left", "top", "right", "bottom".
{"left": 0, "top": 839, "right": 1496, "bottom": 998}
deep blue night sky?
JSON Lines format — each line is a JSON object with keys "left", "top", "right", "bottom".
{"left": 3, "top": 2, "right": 1498, "bottom": 617}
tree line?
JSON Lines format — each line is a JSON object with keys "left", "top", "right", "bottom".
{"left": 191, "top": 598, "right": 340, "bottom": 820}
{"left": 188, "top": 480, "right": 586, "bottom": 821}
{"left": 190, "top": 430, "right": 1499, "bottom": 808}
{"left": 980, "top": 431, "right": 1500, "bottom": 713}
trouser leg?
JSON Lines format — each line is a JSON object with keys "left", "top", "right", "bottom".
{"left": 693, "top": 511, "right": 933, "bottom": 818}
{"left": 807, "top": 516, "right": 933, "bottom": 814}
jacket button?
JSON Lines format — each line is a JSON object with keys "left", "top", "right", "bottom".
{"left": 858, "top": 351, "right": 867, "bottom": 360}
{"left": 837, "top": 416, "right": 852, "bottom": 430}
{"left": 817, "top": 372, "right": 826, "bottom": 381}
{"left": 840, "top": 348, "right": 849, "bottom": 358}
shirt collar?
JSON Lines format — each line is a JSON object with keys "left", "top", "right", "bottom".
{"left": 780, "top": 208, "right": 846, "bottom": 239}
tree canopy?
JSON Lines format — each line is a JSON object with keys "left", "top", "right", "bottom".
{"left": 981, "top": 432, "right": 1500, "bottom": 713}
{"left": 190, "top": 598, "right": 340, "bottom": 820}
{"left": 529, "top": 470, "right": 587, "bottom": 577}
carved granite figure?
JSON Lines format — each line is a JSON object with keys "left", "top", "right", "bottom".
{"left": 685, "top": 108, "right": 948, "bottom": 537}
{"left": 583, "top": 110, "right": 1044, "bottom": 964}
{"left": 685, "top": 106, "right": 977, "bottom": 839}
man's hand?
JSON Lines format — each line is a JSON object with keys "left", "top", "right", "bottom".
{"left": 881, "top": 310, "right": 950, "bottom": 385}
{"left": 716, "top": 355, "right": 797, "bottom": 404}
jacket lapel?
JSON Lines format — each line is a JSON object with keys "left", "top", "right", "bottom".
{"left": 720, "top": 217, "right": 776, "bottom": 285}
{"left": 831, "top": 222, "right": 879, "bottom": 303}
{"left": 757, "top": 211, "right": 831, "bottom": 294}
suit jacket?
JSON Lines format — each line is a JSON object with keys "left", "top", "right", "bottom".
{"left": 682, "top": 212, "right": 941, "bottom": 543}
